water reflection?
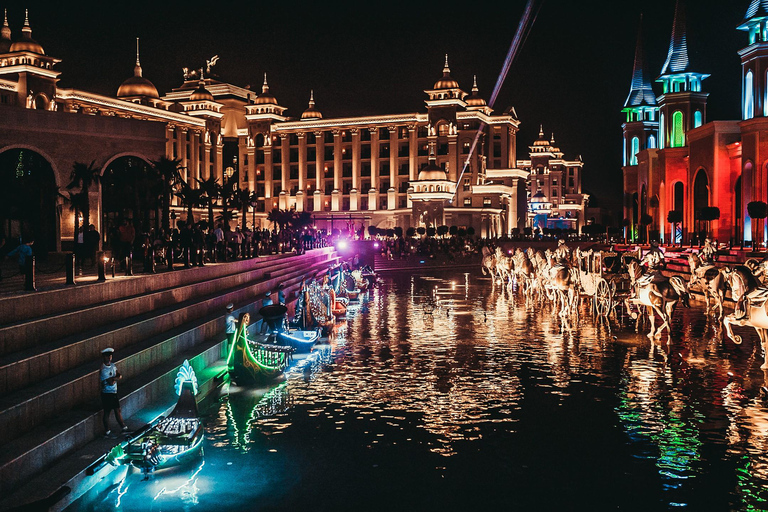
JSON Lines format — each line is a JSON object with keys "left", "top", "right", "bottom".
{"left": 69, "top": 270, "right": 768, "bottom": 511}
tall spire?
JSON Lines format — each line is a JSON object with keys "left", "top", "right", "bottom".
{"left": 308, "top": 89, "right": 315, "bottom": 107}
{"left": 133, "top": 37, "right": 143, "bottom": 77}
{"left": 262, "top": 73, "right": 269, "bottom": 93}
{"left": 1, "top": 9, "right": 11, "bottom": 43}
{"left": 443, "top": 54, "right": 450, "bottom": 74}
{"left": 660, "top": 0, "right": 689, "bottom": 75}
{"left": 22, "top": 8, "right": 31, "bottom": 36}
{"left": 538, "top": 125, "right": 545, "bottom": 138}
{"left": 744, "top": 0, "right": 768, "bottom": 22}
{"left": 625, "top": 15, "right": 656, "bottom": 107}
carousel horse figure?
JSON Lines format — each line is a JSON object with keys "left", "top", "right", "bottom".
{"left": 723, "top": 265, "right": 768, "bottom": 369}
{"left": 745, "top": 258, "right": 768, "bottom": 285}
{"left": 513, "top": 248, "right": 537, "bottom": 298}
{"left": 687, "top": 252, "right": 727, "bottom": 319}
{"left": 545, "top": 250, "right": 579, "bottom": 318}
{"left": 626, "top": 260, "right": 689, "bottom": 338}
{"left": 481, "top": 246, "right": 497, "bottom": 279}
{"left": 494, "top": 246, "right": 514, "bottom": 285}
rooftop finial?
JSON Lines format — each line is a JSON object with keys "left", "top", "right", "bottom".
{"left": 262, "top": 72, "right": 269, "bottom": 93}
{"left": 472, "top": 75, "right": 478, "bottom": 92}
{"left": 1, "top": 9, "right": 10, "bottom": 41}
{"left": 443, "top": 54, "right": 450, "bottom": 74}
{"left": 22, "top": 8, "right": 31, "bottom": 35}
{"left": 136, "top": 37, "right": 141, "bottom": 66}
{"left": 539, "top": 125, "right": 544, "bottom": 138}
{"left": 550, "top": 133, "right": 556, "bottom": 144}
{"left": 309, "top": 89, "right": 315, "bottom": 106}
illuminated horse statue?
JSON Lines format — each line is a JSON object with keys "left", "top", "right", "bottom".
{"left": 687, "top": 252, "right": 727, "bottom": 319}
{"left": 494, "top": 246, "right": 514, "bottom": 284}
{"left": 545, "top": 249, "right": 579, "bottom": 318}
{"left": 481, "top": 246, "right": 497, "bottom": 279}
{"left": 723, "top": 265, "right": 768, "bottom": 369}
{"left": 512, "top": 248, "right": 537, "bottom": 298}
{"left": 626, "top": 260, "right": 689, "bottom": 338}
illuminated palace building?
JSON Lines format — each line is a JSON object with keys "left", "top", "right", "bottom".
{"left": 622, "top": 0, "right": 768, "bottom": 245}
{"left": 0, "top": 11, "right": 588, "bottom": 251}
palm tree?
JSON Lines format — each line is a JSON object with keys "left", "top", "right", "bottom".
{"left": 248, "top": 190, "right": 259, "bottom": 230}
{"left": 67, "top": 160, "right": 100, "bottom": 236}
{"left": 219, "top": 181, "right": 236, "bottom": 230}
{"left": 152, "top": 157, "right": 184, "bottom": 232}
{"left": 290, "top": 210, "right": 313, "bottom": 231}
{"left": 67, "top": 190, "right": 89, "bottom": 247}
{"left": 175, "top": 179, "right": 205, "bottom": 224}
{"left": 197, "top": 176, "right": 221, "bottom": 227}
{"left": 235, "top": 187, "right": 252, "bottom": 228}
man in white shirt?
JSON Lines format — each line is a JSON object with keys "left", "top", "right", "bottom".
{"left": 225, "top": 303, "right": 237, "bottom": 354}
{"left": 100, "top": 347, "right": 127, "bottom": 436}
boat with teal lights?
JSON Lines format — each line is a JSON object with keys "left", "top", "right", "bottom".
{"left": 105, "top": 360, "right": 204, "bottom": 473}
{"left": 227, "top": 309, "right": 294, "bottom": 384}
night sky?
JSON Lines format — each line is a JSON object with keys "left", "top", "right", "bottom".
{"left": 2, "top": 1, "right": 749, "bottom": 215}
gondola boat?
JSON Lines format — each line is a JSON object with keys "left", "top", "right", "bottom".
{"left": 106, "top": 360, "right": 204, "bottom": 473}
{"left": 227, "top": 306, "right": 294, "bottom": 384}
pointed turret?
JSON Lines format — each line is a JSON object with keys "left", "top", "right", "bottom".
{"left": 254, "top": 73, "right": 279, "bottom": 105}
{"left": 739, "top": 0, "right": 768, "bottom": 118}
{"left": 739, "top": 0, "right": 768, "bottom": 36}
{"left": 301, "top": 90, "right": 323, "bottom": 120}
{"left": 117, "top": 38, "right": 159, "bottom": 99}
{"left": 465, "top": 75, "right": 487, "bottom": 107}
{"left": 0, "top": 9, "right": 11, "bottom": 53}
{"left": 624, "top": 16, "right": 656, "bottom": 108}
{"left": 657, "top": 0, "right": 709, "bottom": 91}
{"left": 433, "top": 54, "right": 460, "bottom": 90}
{"left": 10, "top": 9, "right": 44, "bottom": 55}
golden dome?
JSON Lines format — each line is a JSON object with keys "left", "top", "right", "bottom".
{"left": 433, "top": 54, "right": 459, "bottom": 90}
{"left": 9, "top": 10, "right": 43, "bottom": 54}
{"left": 301, "top": 90, "right": 322, "bottom": 120}
{"left": 465, "top": 75, "right": 487, "bottom": 107}
{"left": 117, "top": 39, "right": 159, "bottom": 99}
{"left": 418, "top": 161, "right": 447, "bottom": 181}
{"left": 254, "top": 73, "right": 278, "bottom": 105}
{"left": 190, "top": 82, "right": 214, "bottom": 101}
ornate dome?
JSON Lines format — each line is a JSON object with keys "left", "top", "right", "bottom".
{"left": 9, "top": 10, "right": 43, "bottom": 54}
{"left": 465, "top": 75, "right": 487, "bottom": 107}
{"left": 532, "top": 125, "right": 550, "bottom": 146}
{"left": 433, "top": 54, "right": 459, "bottom": 90}
{"left": 117, "top": 39, "right": 159, "bottom": 99}
{"left": 253, "top": 73, "right": 278, "bottom": 105}
{"left": 301, "top": 90, "right": 322, "bottom": 120}
{"left": 418, "top": 161, "right": 447, "bottom": 181}
{"left": 190, "top": 82, "right": 214, "bottom": 101}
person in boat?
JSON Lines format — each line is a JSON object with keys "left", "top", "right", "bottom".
{"left": 277, "top": 283, "right": 286, "bottom": 305}
{"left": 699, "top": 238, "right": 718, "bottom": 265}
{"left": 292, "top": 277, "right": 308, "bottom": 330}
{"left": 100, "top": 347, "right": 127, "bottom": 437}
{"left": 262, "top": 290, "right": 273, "bottom": 307}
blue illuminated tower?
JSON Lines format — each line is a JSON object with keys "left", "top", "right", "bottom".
{"left": 738, "top": 0, "right": 768, "bottom": 119}
{"left": 622, "top": 15, "right": 658, "bottom": 167}
{"left": 656, "top": 0, "right": 709, "bottom": 149}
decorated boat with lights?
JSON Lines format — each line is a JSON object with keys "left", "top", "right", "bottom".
{"left": 105, "top": 360, "right": 204, "bottom": 473}
{"left": 227, "top": 310, "right": 294, "bottom": 384}
{"left": 262, "top": 303, "right": 320, "bottom": 353}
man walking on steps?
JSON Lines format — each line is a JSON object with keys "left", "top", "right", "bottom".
{"left": 100, "top": 347, "right": 127, "bottom": 437}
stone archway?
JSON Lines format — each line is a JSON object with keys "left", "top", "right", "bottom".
{"left": 0, "top": 147, "right": 58, "bottom": 254}
{"left": 101, "top": 155, "right": 159, "bottom": 247}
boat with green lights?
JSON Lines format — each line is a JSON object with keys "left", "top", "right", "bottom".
{"left": 227, "top": 310, "right": 294, "bottom": 384}
{"left": 105, "top": 360, "right": 204, "bottom": 473}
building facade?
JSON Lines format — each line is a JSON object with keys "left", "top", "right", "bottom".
{"left": 622, "top": 0, "right": 768, "bottom": 246}
{"left": 0, "top": 11, "right": 587, "bottom": 251}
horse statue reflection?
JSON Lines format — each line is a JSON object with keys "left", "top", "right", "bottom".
{"left": 723, "top": 265, "right": 768, "bottom": 369}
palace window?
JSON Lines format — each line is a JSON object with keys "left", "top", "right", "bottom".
{"left": 647, "top": 134, "right": 656, "bottom": 149}
{"left": 630, "top": 136, "right": 640, "bottom": 166}
{"left": 672, "top": 111, "right": 684, "bottom": 148}
{"left": 463, "top": 178, "right": 471, "bottom": 191}
{"left": 745, "top": 70, "right": 754, "bottom": 120}
{"left": 464, "top": 198, "right": 472, "bottom": 206}
{"left": 483, "top": 197, "right": 492, "bottom": 206}
{"left": 694, "top": 110, "right": 702, "bottom": 128}
{"left": 659, "top": 113, "right": 665, "bottom": 149}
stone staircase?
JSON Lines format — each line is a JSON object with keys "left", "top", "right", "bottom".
{"left": 0, "top": 249, "right": 339, "bottom": 496}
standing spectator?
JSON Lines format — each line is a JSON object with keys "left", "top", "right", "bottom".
{"left": 118, "top": 219, "right": 135, "bottom": 269}
{"left": 242, "top": 225, "right": 252, "bottom": 258}
{"left": 5, "top": 237, "right": 34, "bottom": 275}
{"left": 179, "top": 221, "right": 193, "bottom": 268}
{"left": 99, "top": 347, "right": 127, "bottom": 436}
{"left": 277, "top": 283, "right": 286, "bottom": 305}
{"left": 213, "top": 223, "right": 225, "bottom": 260}
{"left": 252, "top": 227, "right": 261, "bottom": 257}
{"left": 192, "top": 222, "right": 206, "bottom": 266}
{"left": 84, "top": 224, "right": 100, "bottom": 267}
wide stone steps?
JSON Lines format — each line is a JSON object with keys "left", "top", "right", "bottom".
{"left": 0, "top": 256, "right": 335, "bottom": 442}
{"left": 0, "top": 252, "right": 302, "bottom": 356}
{"left": 0, "top": 250, "right": 340, "bottom": 497}
{"left": 0, "top": 253, "right": 332, "bottom": 395}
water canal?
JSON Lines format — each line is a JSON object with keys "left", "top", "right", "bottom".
{"left": 69, "top": 270, "right": 768, "bottom": 511}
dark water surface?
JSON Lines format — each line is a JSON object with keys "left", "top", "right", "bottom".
{"left": 69, "top": 271, "right": 768, "bottom": 511}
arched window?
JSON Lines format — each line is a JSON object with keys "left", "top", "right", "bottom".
{"left": 648, "top": 134, "right": 656, "bottom": 149}
{"left": 672, "top": 111, "right": 684, "bottom": 147}
{"left": 630, "top": 137, "right": 640, "bottom": 165}
{"left": 623, "top": 137, "right": 627, "bottom": 166}
{"left": 694, "top": 110, "right": 702, "bottom": 128}
{"left": 745, "top": 70, "right": 755, "bottom": 120}
{"left": 659, "top": 113, "right": 665, "bottom": 149}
